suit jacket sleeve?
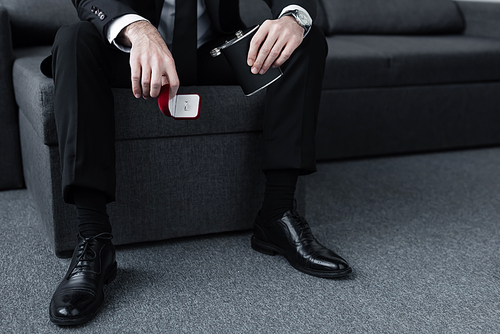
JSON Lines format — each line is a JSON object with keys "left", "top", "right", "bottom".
{"left": 263, "top": 0, "right": 317, "bottom": 21}
{"left": 70, "top": 0, "right": 158, "bottom": 41}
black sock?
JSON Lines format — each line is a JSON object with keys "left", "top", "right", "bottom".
{"left": 259, "top": 169, "right": 299, "bottom": 223}
{"left": 72, "top": 187, "right": 112, "bottom": 239}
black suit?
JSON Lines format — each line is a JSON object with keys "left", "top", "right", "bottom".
{"left": 48, "top": 0, "right": 327, "bottom": 203}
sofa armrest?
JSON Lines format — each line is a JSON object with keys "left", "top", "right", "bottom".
{"left": 455, "top": 0, "right": 500, "bottom": 38}
{"left": 0, "top": 6, "right": 14, "bottom": 103}
{"left": 0, "top": 5, "right": 24, "bottom": 190}
{"left": 0, "top": 6, "right": 16, "bottom": 137}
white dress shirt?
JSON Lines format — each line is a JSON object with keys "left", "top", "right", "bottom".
{"left": 106, "top": 1, "right": 312, "bottom": 53}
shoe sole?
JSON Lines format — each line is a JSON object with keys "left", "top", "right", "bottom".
{"left": 49, "top": 261, "right": 118, "bottom": 326}
{"left": 251, "top": 236, "right": 352, "bottom": 279}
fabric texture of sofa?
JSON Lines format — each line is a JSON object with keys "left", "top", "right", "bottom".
{"left": 2, "top": 0, "right": 500, "bottom": 256}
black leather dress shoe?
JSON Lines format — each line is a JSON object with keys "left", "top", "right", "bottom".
{"left": 252, "top": 210, "right": 352, "bottom": 278}
{"left": 49, "top": 232, "right": 116, "bottom": 326}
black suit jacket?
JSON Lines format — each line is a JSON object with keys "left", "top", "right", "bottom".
{"left": 40, "top": 0, "right": 317, "bottom": 77}
{"left": 71, "top": 0, "right": 317, "bottom": 42}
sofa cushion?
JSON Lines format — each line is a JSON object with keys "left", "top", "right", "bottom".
{"left": 323, "top": 35, "right": 500, "bottom": 89}
{"left": 0, "top": 0, "right": 79, "bottom": 47}
{"left": 317, "top": 0, "right": 464, "bottom": 35}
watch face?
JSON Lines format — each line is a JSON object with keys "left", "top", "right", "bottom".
{"left": 296, "top": 11, "right": 311, "bottom": 26}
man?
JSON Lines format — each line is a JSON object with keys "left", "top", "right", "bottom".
{"left": 44, "top": 0, "right": 352, "bottom": 326}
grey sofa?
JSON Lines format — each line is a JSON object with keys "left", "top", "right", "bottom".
{"left": 312, "top": 0, "right": 500, "bottom": 160}
{"left": 2, "top": 0, "right": 500, "bottom": 257}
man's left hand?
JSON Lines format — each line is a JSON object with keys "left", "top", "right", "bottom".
{"left": 247, "top": 15, "right": 304, "bottom": 75}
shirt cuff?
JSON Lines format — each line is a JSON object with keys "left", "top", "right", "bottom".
{"left": 278, "top": 5, "right": 313, "bottom": 38}
{"left": 106, "top": 14, "right": 150, "bottom": 53}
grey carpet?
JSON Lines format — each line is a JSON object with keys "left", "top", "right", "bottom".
{"left": 1, "top": 148, "right": 500, "bottom": 333}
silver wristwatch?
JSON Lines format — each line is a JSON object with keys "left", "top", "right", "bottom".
{"left": 281, "top": 9, "right": 312, "bottom": 36}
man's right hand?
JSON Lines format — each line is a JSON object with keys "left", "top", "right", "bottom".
{"left": 117, "top": 20, "right": 179, "bottom": 100}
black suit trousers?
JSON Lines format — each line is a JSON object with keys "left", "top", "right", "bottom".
{"left": 51, "top": 21, "right": 327, "bottom": 203}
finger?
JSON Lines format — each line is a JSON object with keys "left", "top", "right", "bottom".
{"left": 161, "top": 75, "right": 169, "bottom": 87}
{"left": 272, "top": 40, "right": 299, "bottom": 68}
{"left": 141, "top": 65, "right": 152, "bottom": 99}
{"left": 251, "top": 37, "right": 276, "bottom": 74}
{"left": 168, "top": 75, "right": 179, "bottom": 98}
{"left": 247, "top": 21, "right": 269, "bottom": 67}
{"left": 260, "top": 39, "right": 286, "bottom": 74}
{"left": 164, "top": 57, "right": 179, "bottom": 98}
{"left": 149, "top": 65, "right": 163, "bottom": 99}
{"left": 130, "top": 57, "right": 142, "bottom": 99}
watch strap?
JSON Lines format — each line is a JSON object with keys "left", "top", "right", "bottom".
{"left": 279, "top": 8, "right": 312, "bottom": 37}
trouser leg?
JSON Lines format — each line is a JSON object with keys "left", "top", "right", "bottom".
{"left": 262, "top": 25, "right": 327, "bottom": 175}
{"left": 51, "top": 21, "right": 131, "bottom": 204}
{"left": 197, "top": 25, "right": 327, "bottom": 175}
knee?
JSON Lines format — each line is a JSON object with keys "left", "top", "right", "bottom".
{"left": 287, "top": 25, "right": 328, "bottom": 66}
{"left": 305, "top": 25, "right": 328, "bottom": 59}
{"left": 53, "top": 21, "right": 101, "bottom": 53}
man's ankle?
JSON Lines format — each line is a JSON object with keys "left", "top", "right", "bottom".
{"left": 72, "top": 186, "right": 112, "bottom": 239}
{"left": 259, "top": 169, "right": 299, "bottom": 223}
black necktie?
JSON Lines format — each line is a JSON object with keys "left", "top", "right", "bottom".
{"left": 172, "top": 0, "right": 198, "bottom": 86}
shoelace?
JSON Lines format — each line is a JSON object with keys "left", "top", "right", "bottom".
{"left": 289, "top": 210, "right": 314, "bottom": 239}
{"left": 66, "top": 232, "right": 113, "bottom": 279}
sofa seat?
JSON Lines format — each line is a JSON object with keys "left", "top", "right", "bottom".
{"left": 324, "top": 35, "right": 500, "bottom": 89}
{"left": 13, "top": 48, "right": 265, "bottom": 146}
